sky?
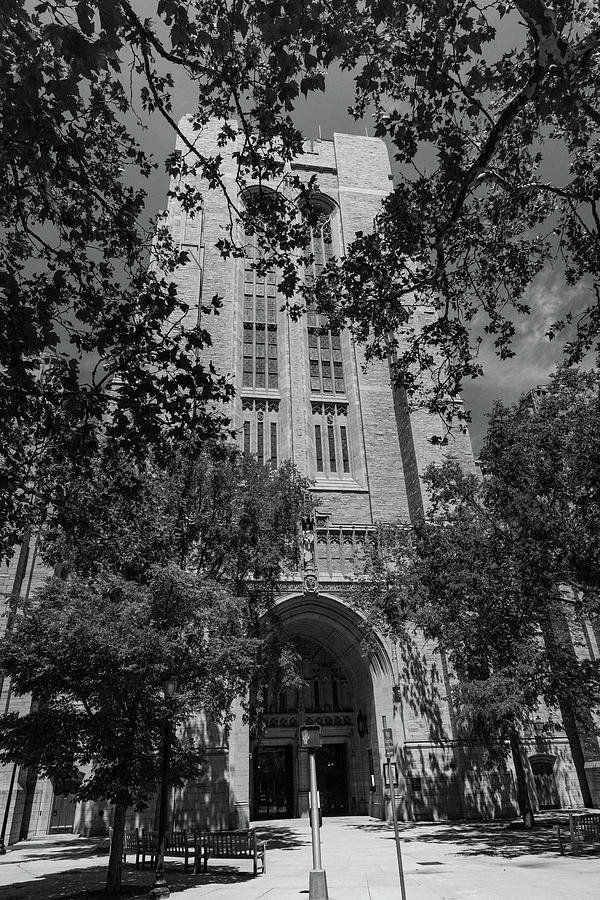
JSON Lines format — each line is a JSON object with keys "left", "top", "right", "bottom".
{"left": 124, "top": 43, "right": 578, "bottom": 456}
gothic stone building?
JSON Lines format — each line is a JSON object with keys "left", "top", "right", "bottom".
{"left": 0, "top": 119, "right": 598, "bottom": 843}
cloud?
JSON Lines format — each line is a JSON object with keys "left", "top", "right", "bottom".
{"left": 462, "top": 267, "right": 593, "bottom": 451}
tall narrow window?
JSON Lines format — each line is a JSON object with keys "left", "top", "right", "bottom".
{"left": 307, "top": 317, "right": 345, "bottom": 395}
{"left": 315, "top": 425, "right": 323, "bottom": 472}
{"left": 340, "top": 427, "right": 350, "bottom": 473}
{"left": 270, "top": 422, "right": 278, "bottom": 467}
{"left": 305, "top": 210, "right": 334, "bottom": 284}
{"left": 312, "top": 403, "right": 351, "bottom": 477}
{"left": 241, "top": 399, "right": 279, "bottom": 467}
{"left": 304, "top": 203, "right": 345, "bottom": 397}
{"left": 257, "top": 416, "right": 264, "bottom": 465}
{"left": 241, "top": 205, "right": 279, "bottom": 391}
{"left": 327, "top": 424, "right": 337, "bottom": 472}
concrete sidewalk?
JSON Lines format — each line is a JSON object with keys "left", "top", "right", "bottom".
{"left": 0, "top": 815, "right": 598, "bottom": 899}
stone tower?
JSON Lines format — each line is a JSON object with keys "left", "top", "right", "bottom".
{"left": 151, "top": 117, "right": 582, "bottom": 828}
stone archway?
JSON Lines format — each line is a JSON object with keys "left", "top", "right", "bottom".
{"left": 250, "top": 591, "right": 394, "bottom": 820}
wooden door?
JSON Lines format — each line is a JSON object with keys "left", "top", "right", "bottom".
{"left": 49, "top": 791, "right": 76, "bottom": 833}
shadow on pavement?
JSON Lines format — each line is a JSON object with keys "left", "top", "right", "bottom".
{"left": 0, "top": 858, "right": 256, "bottom": 899}
{"left": 1, "top": 840, "right": 109, "bottom": 864}
{"left": 254, "top": 822, "right": 308, "bottom": 851}
{"left": 342, "top": 815, "right": 575, "bottom": 858}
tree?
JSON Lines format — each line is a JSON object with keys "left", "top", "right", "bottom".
{"left": 364, "top": 509, "right": 545, "bottom": 827}
{"left": 479, "top": 366, "right": 600, "bottom": 600}
{"left": 0, "top": 568, "right": 254, "bottom": 894}
{"left": 362, "top": 366, "right": 600, "bottom": 819}
{"left": 0, "top": 443, "right": 311, "bottom": 894}
{"left": 312, "top": 0, "right": 600, "bottom": 429}
{"left": 475, "top": 365, "right": 600, "bottom": 806}
{"left": 4, "top": 0, "right": 600, "bottom": 541}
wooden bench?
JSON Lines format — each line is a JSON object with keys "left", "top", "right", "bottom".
{"left": 194, "top": 829, "right": 267, "bottom": 876}
{"left": 140, "top": 830, "right": 157, "bottom": 869}
{"left": 108, "top": 827, "right": 142, "bottom": 869}
{"left": 556, "top": 813, "right": 600, "bottom": 854}
{"left": 123, "top": 829, "right": 141, "bottom": 868}
{"left": 140, "top": 830, "right": 194, "bottom": 871}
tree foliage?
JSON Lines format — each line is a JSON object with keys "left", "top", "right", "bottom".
{"left": 363, "top": 367, "right": 600, "bottom": 818}
{"left": 480, "top": 367, "right": 600, "bottom": 598}
{"left": 3, "top": 0, "right": 600, "bottom": 547}
{"left": 365, "top": 505, "right": 545, "bottom": 825}
{"left": 0, "top": 568, "right": 254, "bottom": 805}
{"left": 0, "top": 443, "right": 310, "bottom": 891}
{"left": 314, "top": 0, "right": 600, "bottom": 426}
{"left": 43, "top": 444, "right": 307, "bottom": 590}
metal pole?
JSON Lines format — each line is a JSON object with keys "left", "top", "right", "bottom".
{"left": 382, "top": 716, "right": 407, "bottom": 900}
{"left": 308, "top": 751, "right": 328, "bottom": 900}
{"left": 387, "top": 755, "right": 407, "bottom": 900}
{"left": 149, "top": 717, "right": 171, "bottom": 899}
{"left": 309, "top": 752, "right": 322, "bottom": 870}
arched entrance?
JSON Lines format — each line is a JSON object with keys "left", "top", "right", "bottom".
{"left": 250, "top": 591, "right": 393, "bottom": 820}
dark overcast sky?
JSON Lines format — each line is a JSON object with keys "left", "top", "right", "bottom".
{"left": 126, "top": 50, "right": 579, "bottom": 455}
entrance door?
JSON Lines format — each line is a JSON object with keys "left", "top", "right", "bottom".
{"left": 529, "top": 755, "right": 560, "bottom": 809}
{"left": 316, "top": 743, "right": 348, "bottom": 816}
{"left": 49, "top": 793, "right": 76, "bottom": 833}
{"left": 255, "top": 746, "right": 293, "bottom": 819}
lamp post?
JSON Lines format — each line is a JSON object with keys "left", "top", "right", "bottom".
{"left": 149, "top": 676, "right": 177, "bottom": 900}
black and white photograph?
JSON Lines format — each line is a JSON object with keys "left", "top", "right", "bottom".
{"left": 1, "top": 1, "right": 599, "bottom": 897}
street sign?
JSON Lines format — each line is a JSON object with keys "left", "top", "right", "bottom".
{"left": 299, "top": 724, "right": 322, "bottom": 749}
{"left": 383, "top": 727, "right": 394, "bottom": 757}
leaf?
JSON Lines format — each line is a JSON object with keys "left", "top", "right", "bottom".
{"left": 76, "top": 1, "right": 95, "bottom": 37}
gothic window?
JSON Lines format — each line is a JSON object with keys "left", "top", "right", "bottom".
{"left": 308, "top": 325, "right": 345, "bottom": 395}
{"left": 241, "top": 399, "right": 279, "bottom": 466}
{"left": 242, "top": 286, "right": 278, "bottom": 389}
{"left": 304, "top": 198, "right": 345, "bottom": 397}
{"left": 304, "top": 215, "right": 334, "bottom": 285}
{"left": 241, "top": 191, "right": 279, "bottom": 391}
{"left": 312, "top": 402, "right": 350, "bottom": 476}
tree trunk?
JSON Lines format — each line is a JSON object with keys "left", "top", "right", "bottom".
{"left": 105, "top": 800, "right": 126, "bottom": 896}
{"left": 509, "top": 730, "right": 535, "bottom": 829}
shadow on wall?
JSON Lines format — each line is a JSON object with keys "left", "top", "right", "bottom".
{"left": 394, "top": 629, "right": 520, "bottom": 823}
{"left": 128, "top": 712, "right": 244, "bottom": 835}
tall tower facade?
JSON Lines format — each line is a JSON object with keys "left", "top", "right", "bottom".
{"left": 155, "top": 118, "right": 585, "bottom": 827}
{"left": 161, "top": 117, "right": 477, "bottom": 825}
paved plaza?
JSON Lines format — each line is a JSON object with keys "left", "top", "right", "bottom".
{"left": 0, "top": 815, "right": 598, "bottom": 899}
